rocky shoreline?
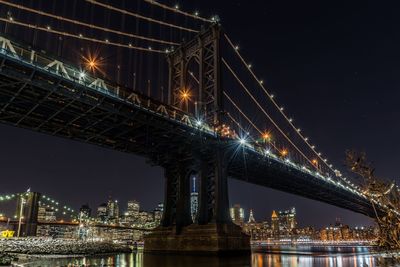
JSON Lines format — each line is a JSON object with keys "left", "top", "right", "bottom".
{"left": 0, "top": 238, "right": 132, "bottom": 255}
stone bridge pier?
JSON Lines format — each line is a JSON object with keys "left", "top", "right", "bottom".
{"left": 144, "top": 147, "right": 250, "bottom": 254}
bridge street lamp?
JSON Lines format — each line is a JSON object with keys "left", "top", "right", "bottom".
{"left": 194, "top": 100, "right": 209, "bottom": 121}
{"left": 179, "top": 88, "right": 191, "bottom": 113}
{"left": 262, "top": 132, "right": 272, "bottom": 150}
{"left": 312, "top": 159, "right": 320, "bottom": 172}
{"left": 280, "top": 149, "right": 288, "bottom": 158}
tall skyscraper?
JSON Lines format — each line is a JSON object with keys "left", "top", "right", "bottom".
{"left": 107, "top": 198, "right": 119, "bottom": 223}
{"left": 97, "top": 203, "right": 108, "bottom": 223}
{"left": 79, "top": 204, "right": 91, "bottom": 222}
{"left": 271, "top": 210, "right": 279, "bottom": 235}
{"left": 278, "top": 207, "right": 297, "bottom": 231}
{"left": 248, "top": 209, "right": 256, "bottom": 223}
{"left": 190, "top": 177, "right": 198, "bottom": 222}
{"left": 154, "top": 203, "right": 164, "bottom": 224}
{"left": 230, "top": 204, "right": 245, "bottom": 226}
{"left": 126, "top": 200, "right": 140, "bottom": 224}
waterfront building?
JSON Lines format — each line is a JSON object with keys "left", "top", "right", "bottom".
{"left": 91, "top": 226, "right": 144, "bottom": 241}
{"left": 353, "top": 226, "right": 375, "bottom": 240}
{"left": 37, "top": 205, "right": 56, "bottom": 222}
{"left": 319, "top": 222, "right": 376, "bottom": 241}
{"left": 341, "top": 225, "right": 351, "bottom": 239}
{"left": 35, "top": 222, "right": 146, "bottom": 241}
{"left": 230, "top": 204, "right": 245, "bottom": 226}
{"left": 243, "top": 219, "right": 273, "bottom": 240}
{"left": 36, "top": 223, "right": 77, "bottom": 239}
{"left": 190, "top": 177, "right": 198, "bottom": 222}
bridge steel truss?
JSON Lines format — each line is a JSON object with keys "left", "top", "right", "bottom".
{"left": 0, "top": 32, "right": 381, "bottom": 250}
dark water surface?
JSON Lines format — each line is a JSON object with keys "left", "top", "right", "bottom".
{"left": 14, "top": 246, "right": 385, "bottom": 267}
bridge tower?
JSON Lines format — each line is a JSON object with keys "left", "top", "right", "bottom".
{"left": 167, "top": 24, "right": 223, "bottom": 125}
{"left": 14, "top": 192, "right": 41, "bottom": 237}
{"left": 145, "top": 24, "right": 250, "bottom": 254}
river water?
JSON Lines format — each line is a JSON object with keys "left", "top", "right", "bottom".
{"left": 14, "top": 246, "right": 389, "bottom": 267}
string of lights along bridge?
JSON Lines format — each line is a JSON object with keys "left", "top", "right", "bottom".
{"left": 0, "top": 0, "right": 397, "bottom": 230}
{"left": 0, "top": 191, "right": 77, "bottom": 218}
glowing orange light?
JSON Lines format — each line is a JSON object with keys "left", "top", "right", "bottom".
{"left": 88, "top": 60, "right": 96, "bottom": 68}
{"left": 82, "top": 50, "right": 105, "bottom": 75}
{"left": 312, "top": 159, "right": 318, "bottom": 165}
{"left": 262, "top": 132, "right": 271, "bottom": 141}
{"left": 179, "top": 88, "right": 191, "bottom": 101}
{"left": 280, "top": 149, "right": 288, "bottom": 157}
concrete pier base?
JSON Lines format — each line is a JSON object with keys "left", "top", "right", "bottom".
{"left": 144, "top": 223, "right": 250, "bottom": 255}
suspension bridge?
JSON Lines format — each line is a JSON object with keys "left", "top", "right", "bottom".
{"left": 0, "top": 191, "right": 154, "bottom": 243}
{"left": 0, "top": 0, "right": 395, "bottom": 253}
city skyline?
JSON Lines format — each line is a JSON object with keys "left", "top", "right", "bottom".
{"left": 0, "top": 167, "right": 373, "bottom": 228}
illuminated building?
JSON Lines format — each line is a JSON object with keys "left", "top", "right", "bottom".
{"left": 248, "top": 209, "right": 256, "bottom": 223}
{"left": 278, "top": 207, "right": 297, "bottom": 231}
{"left": 96, "top": 203, "right": 107, "bottom": 223}
{"left": 36, "top": 224, "right": 77, "bottom": 239}
{"left": 230, "top": 204, "right": 245, "bottom": 226}
{"left": 190, "top": 177, "right": 198, "bottom": 222}
{"left": 243, "top": 214, "right": 272, "bottom": 240}
{"left": 320, "top": 228, "right": 328, "bottom": 241}
{"left": 138, "top": 211, "right": 154, "bottom": 225}
{"left": 79, "top": 204, "right": 91, "bottom": 222}
{"left": 271, "top": 210, "right": 279, "bottom": 236}
{"left": 126, "top": 200, "right": 140, "bottom": 224}
{"left": 341, "top": 225, "right": 351, "bottom": 240}
{"left": 107, "top": 198, "right": 119, "bottom": 223}
{"left": 319, "top": 222, "right": 376, "bottom": 241}
{"left": 153, "top": 203, "right": 163, "bottom": 224}
{"left": 36, "top": 223, "right": 146, "bottom": 241}
{"left": 37, "top": 205, "right": 56, "bottom": 222}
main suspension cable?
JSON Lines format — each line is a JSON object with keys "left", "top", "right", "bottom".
{"left": 143, "top": 0, "right": 213, "bottom": 23}
{"left": 85, "top": 0, "right": 198, "bottom": 33}
{"left": 0, "top": 0, "right": 178, "bottom": 46}
{"left": 0, "top": 18, "right": 166, "bottom": 53}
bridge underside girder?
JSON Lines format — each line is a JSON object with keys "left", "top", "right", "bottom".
{"left": 229, "top": 152, "right": 375, "bottom": 217}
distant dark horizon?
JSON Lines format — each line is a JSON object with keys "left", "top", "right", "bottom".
{"left": 1, "top": 0, "right": 399, "bottom": 228}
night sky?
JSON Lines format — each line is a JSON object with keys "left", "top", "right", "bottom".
{"left": 1, "top": 0, "right": 400, "bottom": 228}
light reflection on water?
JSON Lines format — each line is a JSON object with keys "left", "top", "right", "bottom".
{"left": 15, "top": 246, "right": 383, "bottom": 267}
